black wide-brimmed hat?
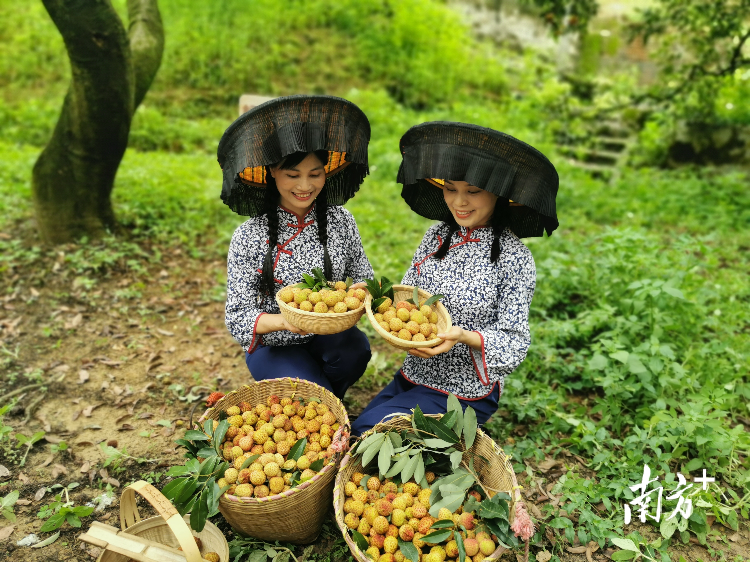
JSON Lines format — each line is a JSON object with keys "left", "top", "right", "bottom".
{"left": 397, "top": 122, "right": 559, "bottom": 237}
{"left": 217, "top": 95, "right": 371, "bottom": 216}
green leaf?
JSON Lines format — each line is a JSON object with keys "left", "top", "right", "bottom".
{"left": 423, "top": 438, "right": 453, "bottom": 449}
{"left": 611, "top": 538, "right": 640, "bottom": 552}
{"left": 611, "top": 551, "right": 637, "bottom": 560}
{"left": 190, "top": 484, "right": 210, "bottom": 532}
{"left": 423, "top": 294, "right": 444, "bottom": 307}
{"left": 450, "top": 451, "right": 463, "bottom": 470}
{"left": 414, "top": 453, "right": 425, "bottom": 485}
{"left": 162, "top": 477, "right": 189, "bottom": 500}
{"left": 398, "top": 538, "right": 420, "bottom": 562}
{"left": 372, "top": 297, "right": 386, "bottom": 311}
{"left": 386, "top": 455, "right": 409, "bottom": 478}
{"left": 412, "top": 405, "right": 430, "bottom": 434}
{"left": 289, "top": 438, "right": 308, "bottom": 462}
{"left": 446, "top": 394, "right": 464, "bottom": 437}
{"left": 353, "top": 431, "right": 383, "bottom": 455}
{"left": 302, "top": 273, "right": 315, "bottom": 286}
{"left": 204, "top": 419, "right": 213, "bottom": 436}
{"left": 440, "top": 410, "right": 458, "bottom": 429}
{"left": 310, "top": 459, "right": 325, "bottom": 471}
{"left": 430, "top": 519, "right": 456, "bottom": 529}
{"left": 351, "top": 529, "right": 369, "bottom": 552}
{"left": 610, "top": 351, "right": 630, "bottom": 364}
{"left": 660, "top": 516, "right": 679, "bottom": 539}
{"left": 40, "top": 512, "right": 66, "bottom": 533}
{"left": 175, "top": 477, "right": 199, "bottom": 504}
{"left": 184, "top": 430, "right": 209, "bottom": 441}
{"left": 455, "top": 531, "right": 466, "bottom": 562}
{"left": 72, "top": 506, "right": 94, "bottom": 517}
{"left": 401, "top": 454, "right": 419, "bottom": 483}
{"left": 196, "top": 447, "right": 217, "bottom": 459}
{"left": 212, "top": 420, "right": 230, "bottom": 455}
{"left": 239, "top": 454, "right": 260, "bottom": 471}
{"left": 547, "top": 517, "right": 573, "bottom": 529}
{"left": 362, "top": 435, "right": 385, "bottom": 467}
{"left": 429, "top": 493, "right": 465, "bottom": 518}
{"left": 378, "top": 436, "right": 394, "bottom": 476}
{"left": 427, "top": 418, "right": 459, "bottom": 443}
{"left": 479, "top": 497, "right": 509, "bottom": 520}
{"left": 421, "top": 529, "right": 453, "bottom": 544}
{"left": 389, "top": 432, "right": 403, "bottom": 449}
{"left": 65, "top": 512, "right": 82, "bottom": 528}
{"left": 463, "top": 407, "right": 477, "bottom": 450}
{"left": 1, "top": 491, "right": 19, "bottom": 509}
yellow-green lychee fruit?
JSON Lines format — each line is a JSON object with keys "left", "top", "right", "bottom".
{"left": 357, "top": 518, "right": 371, "bottom": 536}
{"left": 392, "top": 496, "right": 408, "bottom": 511}
{"left": 372, "top": 515, "right": 389, "bottom": 535}
{"left": 234, "top": 483, "right": 253, "bottom": 497}
{"left": 249, "top": 470, "right": 266, "bottom": 486}
{"left": 269, "top": 476, "right": 285, "bottom": 494}
{"left": 419, "top": 323, "right": 433, "bottom": 338}
{"left": 409, "top": 310, "right": 425, "bottom": 324}
{"left": 458, "top": 512, "right": 475, "bottom": 530}
{"left": 383, "top": 536, "right": 398, "bottom": 554}
{"left": 217, "top": 477, "right": 228, "bottom": 489}
{"left": 379, "top": 553, "right": 395, "bottom": 562}
{"left": 430, "top": 546, "right": 446, "bottom": 562}
{"left": 296, "top": 456, "right": 311, "bottom": 470}
{"left": 264, "top": 462, "right": 280, "bottom": 478}
{"left": 398, "top": 524, "right": 414, "bottom": 541}
{"left": 445, "top": 540, "right": 459, "bottom": 558}
{"left": 345, "top": 297, "right": 361, "bottom": 310}
{"left": 334, "top": 301, "right": 348, "bottom": 313}
{"left": 412, "top": 333, "right": 426, "bottom": 342}
{"left": 254, "top": 484, "right": 270, "bottom": 498}
{"left": 396, "top": 308, "right": 411, "bottom": 322}
{"left": 350, "top": 499, "right": 365, "bottom": 516}
{"left": 228, "top": 415, "right": 244, "bottom": 427}
{"left": 204, "top": 553, "right": 220, "bottom": 562}
{"left": 391, "top": 508, "right": 406, "bottom": 527}
{"left": 299, "top": 301, "right": 314, "bottom": 312}
{"left": 405, "top": 321, "right": 420, "bottom": 335}
{"left": 397, "top": 329, "right": 412, "bottom": 340}
{"left": 413, "top": 532, "right": 426, "bottom": 549}
{"left": 463, "top": 538, "right": 479, "bottom": 557}
{"left": 417, "top": 517, "right": 435, "bottom": 536}
{"left": 344, "top": 512, "right": 360, "bottom": 529}
{"left": 365, "top": 546, "right": 380, "bottom": 561}
{"left": 418, "top": 488, "right": 432, "bottom": 507}
{"left": 278, "top": 288, "right": 294, "bottom": 303}
{"left": 300, "top": 468, "right": 316, "bottom": 482}
{"left": 394, "top": 551, "right": 405, "bottom": 562}
{"left": 377, "top": 298, "right": 393, "bottom": 314}
{"left": 403, "top": 482, "right": 420, "bottom": 496}
{"left": 367, "top": 476, "right": 381, "bottom": 491}
{"left": 363, "top": 506, "right": 378, "bottom": 525}
{"left": 253, "top": 431, "right": 268, "bottom": 445}
{"left": 479, "top": 539, "right": 495, "bottom": 556}
{"left": 438, "top": 507, "right": 454, "bottom": 521}
{"left": 314, "top": 302, "right": 329, "bottom": 314}
{"left": 323, "top": 293, "right": 339, "bottom": 307}
{"left": 389, "top": 318, "right": 403, "bottom": 331}
{"left": 411, "top": 503, "right": 427, "bottom": 519}
{"left": 424, "top": 472, "right": 436, "bottom": 484}
{"left": 226, "top": 405, "right": 241, "bottom": 417}
{"left": 345, "top": 481, "right": 357, "bottom": 496}
{"left": 224, "top": 468, "right": 239, "bottom": 484}
{"left": 382, "top": 309, "right": 397, "bottom": 323}
{"left": 294, "top": 292, "right": 308, "bottom": 305}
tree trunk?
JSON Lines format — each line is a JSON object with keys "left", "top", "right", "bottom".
{"left": 32, "top": 0, "right": 163, "bottom": 244}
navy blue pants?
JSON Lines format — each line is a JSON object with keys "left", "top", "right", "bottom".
{"left": 351, "top": 370, "right": 500, "bottom": 436}
{"left": 244, "top": 326, "right": 371, "bottom": 400}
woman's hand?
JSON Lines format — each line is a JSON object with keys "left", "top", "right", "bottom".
{"left": 408, "top": 326, "right": 464, "bottom": 358}
{"left": 256, "top": 314, "right": 309, "bottom": 335}
{"left": 407, "top": 326, "right": 483, "bottom": 358}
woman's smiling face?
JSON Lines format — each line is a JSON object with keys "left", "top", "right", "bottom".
{"left": 270, "top": 152, "right": 327, "bottom": 214}
{"left": 442, "top": 180, "right": 498, "bottom": 228}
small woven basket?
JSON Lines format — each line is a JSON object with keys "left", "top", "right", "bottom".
{"left": 276, "top": 288, "right": 365, "bottom": 335}
{"left": 365, "top": 285, "right": 452, "bottom": 349}
{"left": 198, "top": 378, "right": 350, "bottom": 544}
{"left": 334, "top": 414, "right": 521, "bottom": 562}
{"left": 97, "top": 480, "right": 228, "bottom": 562}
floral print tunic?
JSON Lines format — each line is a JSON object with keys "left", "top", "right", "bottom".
{"left": 400, "top": 223, "right": 536, "bottom": 400}
{"left": 225, "top": 204, "right": 373, "bottom": 351}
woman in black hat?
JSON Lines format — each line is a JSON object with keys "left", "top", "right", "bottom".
{"left": 218, "top": 95, "right": 374, "bottom": 400}
{"left": 352, "top": 122, "right": 559, "bottom": 434}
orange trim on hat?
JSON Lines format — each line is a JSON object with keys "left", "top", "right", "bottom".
{"left": 239, "top": 151, "right": 350, "bottom": 188}
{"left": 426, "top": 178, "right": 523, "bottom": 206}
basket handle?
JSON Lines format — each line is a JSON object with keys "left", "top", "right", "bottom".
{"left": 119, "top": 480, "right": 203, "bottom": 562}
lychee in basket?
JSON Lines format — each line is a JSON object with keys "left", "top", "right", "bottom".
{"left": 365, "top": 284, "right": 452, "bottom": 350}
{"left": 334, "top": 410, "right": 522, "bottom": 562}
{"left": 198, "top": 378, "right": 350, "bottom": 544}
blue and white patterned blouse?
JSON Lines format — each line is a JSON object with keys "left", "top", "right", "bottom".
{"left": 225, "top": 204, "right": 374, "bottom": 352}
{"left": 400, "top": 223, "right": 535, "bottom": 400}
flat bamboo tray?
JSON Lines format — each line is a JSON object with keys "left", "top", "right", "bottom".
{"left": 198, "top": 378, "right": 350, "bottom": 544}
{"left": 365, "top": 285, "right": 452, "bottom": 349}
{"left": 276, "top": 287, "right": 365, "bottom": 335}
{"left": 334, "top": 414, "right": 520, "bottom": 562}
{"left": 80, "top": 480, "right": 228, "bottom": 562}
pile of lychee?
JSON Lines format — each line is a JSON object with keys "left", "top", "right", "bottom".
{"left": 215, "top": 395, "right": 340, "bottom": 499}
{"left": 279, "top": 281, "right": 366, "bottom": 314}
{"left": 342, "top": 473, "right": 498, "bottom": 562}
{"left": 373, "top": 299, "right": 440, "bottom": 342}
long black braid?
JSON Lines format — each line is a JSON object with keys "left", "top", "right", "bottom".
{"left": 433, "top": 197, "right": 511, "bottom": 263}
{"left": 259, "top": 150, "right": 331, "bottom": 295}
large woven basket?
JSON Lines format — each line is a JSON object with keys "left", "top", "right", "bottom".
{"left": 334, "top": 414, "right": 520, "bottom": 562}
{"left": 365, "top": 285, "right": 452, "bottom": 349}
{"left": 198, "top": 378, "right": 350, "bottom": 544}
{"left": 96, "top": 480, "right": 228, "bottom": 562}
{"left": 276, "top": 288, "right": 366, "bottom": 335}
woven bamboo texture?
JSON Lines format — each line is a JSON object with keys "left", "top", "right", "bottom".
{"left": 365, "top": 285, "right": 452, "bottom": 349}
{"left": 276, "top": 289, "right": 365, "bottom": 335}
{"left": 198, "top": 378, "right": 350, "bottom": 544}
{"left": 334, "top": 414, "right": 520, "bottom": 562}
{"left": 93, "top": 480, "right": 228, "bottom": 562}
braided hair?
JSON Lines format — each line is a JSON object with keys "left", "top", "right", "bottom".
{"left": 260, "top": 150, "right": 331, "bottom": 295}
{"left": 433, "top": 197, "right": 511, "bottom": 263}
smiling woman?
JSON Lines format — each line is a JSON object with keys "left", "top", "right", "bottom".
{"left": 217, "top": 95, "right": 375, "bottom": 400}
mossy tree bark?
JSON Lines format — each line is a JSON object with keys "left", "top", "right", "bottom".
{"left": 33, "top": 0, "right": 163, "bottom": 244}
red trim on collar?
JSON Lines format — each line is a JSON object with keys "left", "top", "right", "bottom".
{"left": 257, "top": 207, "right": 317, "bottom": 284}
{"left": 279, "top": 204, "right": 316, "bottom": 222}
{"left": 398, "top": 369, "right": 498, "bottom": 401}
{"left": 413, "top": 228, "right": 482, "bottom": 275}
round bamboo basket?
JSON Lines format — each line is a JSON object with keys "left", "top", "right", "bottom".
{"left": 276, "top": 287, "right": 366, "bottom": 335}
{"left": 365, "top": 285, "right": 452, "bottom": 349}
{"left": 198, "top": 378, "right": 350, "bottom": 544}
{"left": 334, "top": 414, "right": 521, "bottom": 562}
{"left": 98, "top": 480, "right": 229, "bottom": 562}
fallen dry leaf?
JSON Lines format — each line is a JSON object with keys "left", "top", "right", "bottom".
{"left": 78, "top": 369, "right": 89, "bottom": 384}
{"left": 118, "top": 424, "right": 135, "bottom": 431}
{"left": 80, "top": 462, "right": 91, "bottom": 473}
{"left": 17, "top": 472, "right": 29, "bottom": 484}
{"left": 64, "top": 313, "right": 83, "bottom": 330}
{"left": 538, "top": 458, "right": 561, "bottom": 473}
{"left": 115, "top": 414, "right": 131, "bottom": 425}
{"left": 100, "top": 468, "right": 109, "bottom": 480}
{"left": 15, "top": 499, "right": 31, "bottom": 506}
{"left": 75, "top": 441, "right": 94, "bottom": 448}
{"left": 156, "top": 328, "right": 174, "bottom": 337}
{"left": 0, "top": 465, "right": 9, "bottom": 478}
{"left": 34, "top": 487, "right": 47, "bottom": 501}
{"left": 566, "top": 546, "right": 588, "bottom": 554}
{"left": 51, "top": 464, "right": 68, "bottom": 478}
{"left": 40, "top": 455, "right": 54, "bottom": 468}
{"left": 44, "top": 435, "right": 64, "bottom": 444}
{"left": 107, "top": 478, "right": 120, "bottom": 488}
{"left": 536, "top": 551, "right": 552, "bottom": 562}
{"left": 82, "top": 403, "right": 102, "bottom": 417}
{"left": 0, "top": 526, "right": 16, "bottom": 541}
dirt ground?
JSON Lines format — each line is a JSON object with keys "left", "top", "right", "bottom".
{"left": 0, "top": 232, "right": 747, "bottom": 562}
